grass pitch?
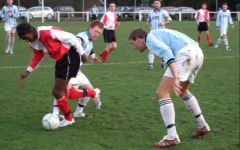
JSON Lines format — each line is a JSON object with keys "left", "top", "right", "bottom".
{"left": 0, "top": 20, "right": 239, "bottom": 150}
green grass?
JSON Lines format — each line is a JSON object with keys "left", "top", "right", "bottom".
{"left": 0, "top": 20, "right": 239, "bottom": 150}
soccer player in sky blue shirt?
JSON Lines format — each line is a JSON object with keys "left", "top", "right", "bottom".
{"left": 214, "top": 3, "right": 234, "bottom": 51}
{"left": 146, "top": 0, "right": 172, "bottom": 70}
{"left": 129, "top": 28, "right": 210, "bottom": 148}
{"left": 1, "top": 0, "right": 19, "bottom": 54}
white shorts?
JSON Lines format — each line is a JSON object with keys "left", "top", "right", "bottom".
{"left": 220, "top": 27, "right": 228, "bottom": 36}
{"left": 4, "top": 23, "right": 16, "bottom": 33}
{"left": 164, "top": 44, "right": 204, "bottom": 83}
{"left": 69, "top": 71, "right": 90, "bottom": 88}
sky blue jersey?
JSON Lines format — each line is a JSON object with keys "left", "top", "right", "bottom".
{"left": 1, "top": 4, "right": 19, "bottom": 26}
{"left": 147, "top": 9, "right": 172, "bottom": 30}
{"left": 146, "top": 29, "right": 198, "bottom": 65}
{"left": 216, "top": 9, "right": 233, "bottom": 29}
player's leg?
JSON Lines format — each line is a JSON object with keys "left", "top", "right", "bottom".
{"left": 9, "top": 31, "right": 15, "bottom": 54}
{"left": 5, "top": 31, "right": 11, "bottom": 53}
{"left": 197, "top": 31, "right": 202, "bottom": 45}
{"left": 178, "top": 45, "right": 210, "bottom": 138}
{"left": 222, "top": 28, "right": 231, "bottom": 50}
{"left": 154, "top": 76, "right": 180, "bottom": 148}
{"left": 147, "top": 50, "right": 155, "bottom": 70}
{"left": 215, "top": 29, "right": 224, "bottom": 49}
{"left": 206, "top": 30, "right": 212, "bottom": 46}
{"left": 179, "top": 82, "right": 210, "bottom": 138}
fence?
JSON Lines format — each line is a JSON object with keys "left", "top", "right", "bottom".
{"left": 23, "top": 11, "right": 240, "bottom": 23}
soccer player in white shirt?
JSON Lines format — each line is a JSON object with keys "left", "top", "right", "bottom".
{"left": 52, "top": 21, "right": 104, "bottom": 118}
{"left": 194, "top": 3, "right": 213, "bottom": 46}
{"left": 214, "top": 3, "right": 234, "bottom": 51}
{"left": 1, "top": 0, "right": 19, "bottom": 54}
{"left": 147, "top": 0, "right": 172, "bottom": 70}
{"left": 129, "top": 28, "right": 210, "bottom": 148}
{"left": 100, "top": 2, "right": 120, "bottom": 62}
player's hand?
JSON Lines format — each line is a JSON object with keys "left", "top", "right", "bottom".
{"left": 116, "top": 22, "right": 120, "bottom": 26}
{"left": 173, "top": 78, "right": 182, "bottom": 96}
{"left": 19, "top": 70, "right": 30, "bottom": 86}
{"left": 196, "top": 21, "right": 199, "bottom": 25}
{"left": 8, "top": 12, "right": 13, "bottom": 17}
{"left": 159, "top": 22, "right": 165, "bottom": 26}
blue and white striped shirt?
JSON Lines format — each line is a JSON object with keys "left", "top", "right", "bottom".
{"left": 146, "top": 29, "right": 198, "bottom": 64}
{"left": 147, "top": 9, "right": 172, "bottom": 30}
{"left": 1, "top": 4, "right": 19, "bottom": 26}
{"left": 216, "top": 9, "right": 233, "bottom": 29}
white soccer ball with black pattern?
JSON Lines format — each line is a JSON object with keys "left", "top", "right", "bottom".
{"left": 42, "top": 113, "right": 60, "bottom": 130}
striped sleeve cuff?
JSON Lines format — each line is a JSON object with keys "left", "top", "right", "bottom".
{"left": 166, "top": 58, "right": 175, "bottom": 65}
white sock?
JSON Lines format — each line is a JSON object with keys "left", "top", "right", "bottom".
{"left": 148, "top": 50, "right": 155, "bottom": 64}
{"left": 75, "top": 97, "right": 89, "bottom": 113}
{"left": 9, "top": 36, "right": 14, "bottom": 52}
{"left": 159, "top": 98, "right": 177, "bottom": 139}
{"left": 223, "top": 35, "right": 229, "bottom": 48}
{"left": 5, "top": 36, "right": 11, "bottom": 52}
{"left": 216, "top": 36, "right": 223, "bottom": 46}
{"left": 53, "top": 98, "right": 60, "bottom": 115}
{"left": 182, "top": 92, "right": 207, "bottom": 128}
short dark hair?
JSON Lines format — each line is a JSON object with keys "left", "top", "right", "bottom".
{"left": 89, "top": 20, "right": 104, "bottom": 29}
{"left": 223, "top": 3, "right": 228, "bottom": 6}
{"left": 128, "top": 28, "right": 147, "bottom": 41}
{"left": 16, "top": 23, "right": 36, "bottom": 38}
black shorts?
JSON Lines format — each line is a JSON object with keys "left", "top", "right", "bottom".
{"left": 103, "top": 29, "right": 116, "bottom": 43}
{"left": 55, "top": 47, "right": 80, "bottom": 79}
{"left": 198, "top": 22, "right": 208, "bottom": 32}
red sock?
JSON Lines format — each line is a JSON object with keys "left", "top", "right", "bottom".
{"left": 109, "top": 48, "right": 113, "bottom": 53}
{"left": 197, "top": 34, "right": 201, "bottom": 44}
{"left": 68, "top": 88, "right": 96, "bottom": 99}
{"left": 102, "top": 49, "right": 109, "bottom": 62}
{"left": 56, "top": 95, "right": 72, "bottom": 121}
{"left": 206, "top": 33, "right": 211, "bottom": 44}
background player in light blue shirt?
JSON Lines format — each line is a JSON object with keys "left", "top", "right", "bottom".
{"left": 1, "top": 0, "right": 19, "bottom": 54}
{"left": 129, "top": 28, "right": 210, "bottom": 148}
{"left": 214, "top": 3, "right": 234, "bottom": 50}
{"left": 146, "top": 0, "right": 172, "bottom": 70}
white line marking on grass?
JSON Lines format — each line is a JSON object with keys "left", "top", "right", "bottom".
{"left": 0, "top": 55, "right": 239, "bottom": 69}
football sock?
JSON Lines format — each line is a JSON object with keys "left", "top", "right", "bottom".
{"left": 159, "top": 98, "right": 177, "bottom": 139}
{"left": 68, "top": 87, "right": 96, "bottom": 99}
{"left": 56, "top": 95, "right": 72, "bottom": 121}
{"left": 223, "top": 35, "right": 229, "bottom": 47}
{"left": 102, "top": 49, "right": 109, "bottom": 62}
{"left": 197, "top": 34, "right": 201, "bottom": 44}
{"left": 9, "top": 36, "right": 14, "bottom": 53}
{"left": 206, "top": 33, "right": 211, "bottom": 45}
{"left": 181, "top": 92, "right": 207, "bottom": 127}
{"left": 148, "top": 51, "right": 155, "bottom": 64}
{"left": 5, "top": 36, "right": 10, "bottom": 52}
{"left": 53, "top": 98, "right": 60, "bottom": 115}
{"left": 75, "top": 97, "right": 90, "bottom": 113}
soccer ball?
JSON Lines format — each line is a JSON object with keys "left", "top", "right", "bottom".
{"left": 42, "top": 113, "right": 60, "bottom": 130}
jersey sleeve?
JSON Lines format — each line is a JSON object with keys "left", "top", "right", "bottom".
{"left": 27, "top": 48, "right": 45, "bottom": 72}
{"left": 13, "top": 6, "right": 19, "bottom": 18}
{"left": 163, "top": 10, "right": 172, "bottom": 22}
{"left": 216, "top": 11, "right": 221, "bottom": 27}
{"left": 51, "top": 29, "right": 85, "bottom": 55}
{"left": 194, "top": 10, "right": 199, "bottom": 20}
{"left": 146, "top": 34, "right": 175, "bottom": 65}
{"left": 228, "top": 11, "right": 233, "bottom": 25}
{"left": 101, "top": 13, "right": 108, "bottom": 26}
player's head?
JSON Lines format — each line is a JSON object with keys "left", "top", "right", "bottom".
{"left": 16, "top": 23, "right": 37, "bottom": 42}
{"left": 222, "top": 3, "right": 228, "bottom": 11}
{"left": 153, "top": 0, "right": 161, "bottom": 10}
{"left": 202, "top": 3, "right": 207, "bottom": 10}
{"left": 128, "top": 28, "right": 147, "bottom": 52}
{"left": 109, "top": 3, "right": 116, "bottom": 12}
{"left": 88, "top": 20, "right": 104, "bottom": 41}
{"left": 7, "top": 0, "right": 13, "bottom": 5}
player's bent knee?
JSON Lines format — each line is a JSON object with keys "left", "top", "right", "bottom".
{"left": 52, "top": 89, "right": 65, "bottom": 99}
